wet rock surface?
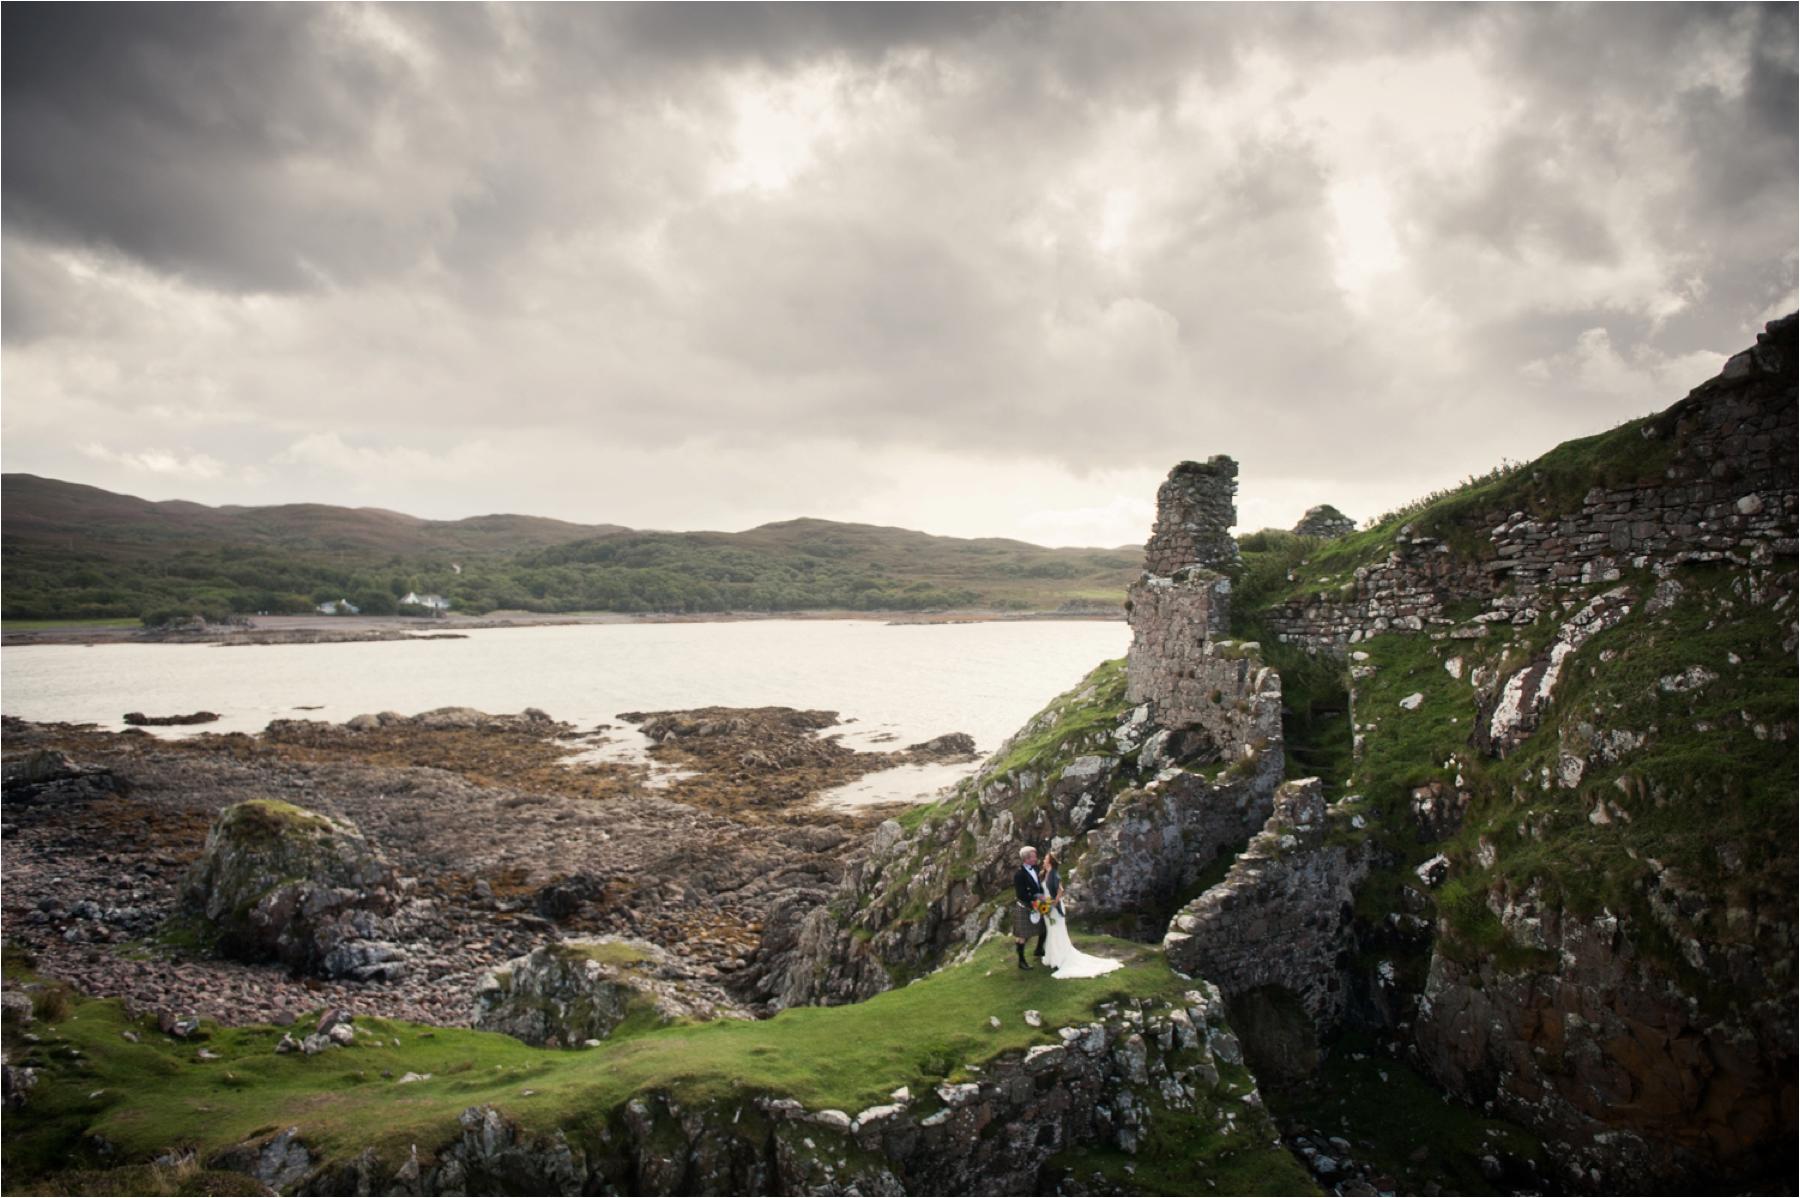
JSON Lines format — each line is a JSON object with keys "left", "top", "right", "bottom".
{"left": 620, "top": 706, "right": 978, "bottom": 818}
{"left": 0, "top": 706, "right": 904, "bottom": 1026}
{"left": 123, "top": 711, "right": 221, "bottom": 726}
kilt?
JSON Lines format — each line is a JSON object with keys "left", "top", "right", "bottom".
{"left": 1012, "top": 903, "right": 1038, "bottom": 938}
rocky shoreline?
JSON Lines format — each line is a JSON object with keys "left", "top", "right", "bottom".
{"left": 0, "top": 703, "right": 972, "bottom": 1032}
{"left": 2, "top": 608, "right": 1122, "bottom": 648}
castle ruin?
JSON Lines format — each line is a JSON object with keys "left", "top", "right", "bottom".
{"left": 1125, "top": 455, "right": 1243, "bottom": 725}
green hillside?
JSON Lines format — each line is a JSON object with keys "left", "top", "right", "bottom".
{"left": 0, "top": 475, "right": 1137, "bottom": 620}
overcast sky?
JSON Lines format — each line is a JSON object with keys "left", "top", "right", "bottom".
{"left": 4, "top": 3, "right": 1795, "bottom": 546}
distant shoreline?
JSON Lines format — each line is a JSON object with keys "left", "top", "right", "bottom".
{"left": 1, "top": 606, "right": 1123, "bottom": 647}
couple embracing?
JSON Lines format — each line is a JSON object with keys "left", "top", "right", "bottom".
{"left": 1011, "top": 845, "right": 1121, "bottom": 979}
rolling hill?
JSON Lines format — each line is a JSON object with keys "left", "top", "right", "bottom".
{"left": 0, "top": 475, "right": 1140, "bottom": 620}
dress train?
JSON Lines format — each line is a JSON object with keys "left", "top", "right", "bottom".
{"left": 1041, "top": 910, "right": 1122, "bottom": 979}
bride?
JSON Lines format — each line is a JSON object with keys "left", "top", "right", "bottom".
{"left": 1039, "top": 851, "right": 1123, "bottom": 979}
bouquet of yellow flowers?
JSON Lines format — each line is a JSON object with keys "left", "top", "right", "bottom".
{"left": 1032, "top": 897, "right": 1054, "bottom": 918}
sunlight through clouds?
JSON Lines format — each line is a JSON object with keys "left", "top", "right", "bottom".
{"left": 2, "top": 5, "right": 1792, "bottom": 540}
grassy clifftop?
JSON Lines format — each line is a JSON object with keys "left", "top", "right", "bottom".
{"left": 3, "top": 939, "right": 1309, "bottom": 1195}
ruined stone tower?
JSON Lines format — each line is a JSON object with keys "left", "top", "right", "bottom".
{"left": 1143, "top": 455, "right": 1241, "bottom": 575}
{"left": 1125, "top": 455, "right": 1245, "bottom": 721}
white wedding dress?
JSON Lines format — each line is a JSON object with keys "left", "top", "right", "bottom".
{"left": 1042, "top": 908, "right": 1122, "bottom": 979}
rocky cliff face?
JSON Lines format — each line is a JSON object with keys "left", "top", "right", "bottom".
{"left": 1227, "top": 316, "right": 1798, "bottom": 1190}
{"left": 1413, "top": 889, "right": 1794, "bottom": 1190}
{"left": 767, "top": 650, "right": 1285, "bottom": 1006}
{"left": 765, "top": 317, "right": 1795, "bottom": 1192}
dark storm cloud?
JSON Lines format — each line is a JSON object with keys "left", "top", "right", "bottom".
{"left": 1, "top": 5, "right": 424, "bottom": 292}
{"left": 3, "top": 3, "right": 1794, "bottom": 541}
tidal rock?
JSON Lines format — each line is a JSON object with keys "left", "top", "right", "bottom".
{"left": 2, "top": 750, "right": 129, "bottom": 804}
{"left": 123, "top": 711, "right": 221, "bottom": 727}
{"left": 412, "top": 706, "right": 495, "bottom": 730}
{"left": 534, "top": 873, "right": 607, "bottom": 921}
{"left": 904, "top": 732, "right": 978, "bottom": 759}
{"left": 180, "top": 800, "right": 413, "bottom": 980}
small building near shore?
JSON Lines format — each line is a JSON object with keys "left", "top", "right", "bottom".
{"left": 317, "top": 598, "right": 361, "bottom": 615}
{"left": 401, "top": 591, "right": 452, "bottom": 611}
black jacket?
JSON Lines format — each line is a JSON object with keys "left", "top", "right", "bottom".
{"left": 1014, "top": 864, "right": 1045, "bottom": 906}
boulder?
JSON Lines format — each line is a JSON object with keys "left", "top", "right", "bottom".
{"left": 533, "top": 873, "right": 608, "bottom": 921}
{"left": 473, "top": 938, "right": 743, "bottom": 1048}
{"left": 903, "top": 732, "right": 978, "bottom": 760}
{"left": 2, "top": 749, "right": 129, "bottom": 804}
{"left": 180, "top": 799, "right": 413, "bottom": 980}
{"left": 122, "top": 711, "right": 221, "bottom": 726}
{"left": 413, "top": 707, "right": 494, "bottom": 730}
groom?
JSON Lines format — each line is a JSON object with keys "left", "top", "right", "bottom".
{"left": 1012, "top": 845, "right": 1049, "bottom": 970}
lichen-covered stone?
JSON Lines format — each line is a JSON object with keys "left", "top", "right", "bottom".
{"left": 180, "top": 799, "right": 415, "bottom": 980}
{"left": 472, "top": 938, "right": 744, "bottom": 1047}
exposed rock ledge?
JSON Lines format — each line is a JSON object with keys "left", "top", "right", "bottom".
{"left": 241, "top": 984, "right": 1265, "bottom": 1196}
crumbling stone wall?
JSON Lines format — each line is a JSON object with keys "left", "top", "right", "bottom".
{"left": 1162, "top": 778, "right": 1369, "bottom": 1028}
{"left": 1265, "top": 315, "right": 1798, "bottom": 652}
{"left": 1126, "top": 454, "right": 1252, "bottom": 728}
{"left": 1144, "top": 455, "right": 1241, "bottom": 576}
{"left": 1123, "top": 615, "right": 1281, "bottom": 748}
{"left": 1292, "top": 505, "right": 1357, "bottom": 539}
{"left": 1077, "top": 727, "right": 1284, "bottom": 937}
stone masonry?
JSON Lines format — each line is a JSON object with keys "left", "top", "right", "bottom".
{"left": 1162, "top": 778, "right": 1369, "bottom": 1029}
{"left": 1143, "top": 456, "right": 1241, "bottom": 576}
{"left": 1292, "top": 504, "right": 1357, "bottom": 540}
{"left": 1264, "top": 315, "right": 1798, "bottom": 653}
{"left": 1127, "top": 455, "right": 1245, "bottom": 725}
{"left": 1124, "top": 572, "right": 1240, "bottom": 726}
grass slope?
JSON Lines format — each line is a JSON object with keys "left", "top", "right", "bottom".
{"left": 3, "top": 938, "right": 1305, "bottom": 1193}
